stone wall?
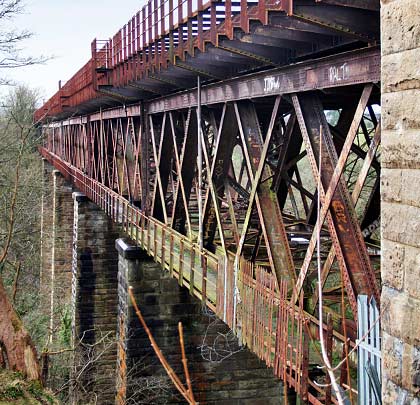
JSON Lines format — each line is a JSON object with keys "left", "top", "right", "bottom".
{"left": 40, "top": 159, "right": 54, "bottom": 310}
{"left": 381, "top": 1, "right": 420, "bottom": 403}
{"left": 115, "top": 238, "right": 291, "bottom": 405}
{"left": 40, "top": 163, "right": 74, "bottom": 343}
{"left": 70, "top": 193, "right": 121, "bottom": 404}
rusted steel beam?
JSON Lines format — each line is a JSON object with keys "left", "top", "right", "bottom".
{"left": 140, "top": 103, "right": 150, "bottom": 213}
{"left": 59, "top": 47, "right": 379, "bottom": 123}
{"left": 311, "top": 122, "right": 381, "bottom": 309}
{"left": 150, "top": 113, "right": 174, "bottom": 223}
{"left": 292, "top": 91, "right": 379, "bottom": 313}
{"left": 272, "top": 114, "right": 303, "bottom": 209}
{"left": 293, "top": 3, "right": 379, "bottom": 41}
{"left": 291, "top": 85, "right": 374, "bottom": 302}
{"left": 224, "top": 179, "right": 240, "bottom": 246}
{"left": 234, "top": 99, "right": 296, "bottom": 286}
{"left": 202, "top": 104, "right": 238, "bottom": 250}
{"left": 171, "top": 109, "right": 198, "bottom": 235}
{"left": 148, "top": 47, "right": 379, "bottom": 114}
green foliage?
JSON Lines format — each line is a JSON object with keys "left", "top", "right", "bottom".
{"left": 3, "top": 385, "right": 24, "bottom": 400}
{"left": 0, "top": 369, "right": 58, "bottom": 404}
{"left": 59, "top": 306, "right": 72, "bottom": 347}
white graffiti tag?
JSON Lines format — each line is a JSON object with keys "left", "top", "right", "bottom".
{"left": 264, "top": 76, "right": 280, "bottom": 92}
{"left": 328, "top": 63, "right": 350, "bottom": 83}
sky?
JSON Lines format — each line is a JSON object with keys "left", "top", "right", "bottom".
{"left": 1, "top": 0, "right": 145, "bottom": 102}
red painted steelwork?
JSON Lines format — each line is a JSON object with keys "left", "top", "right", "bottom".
{"left": 35, "top": 0, "right": 292, "bottom": 121}
{"left": 40, "top": 144, "right": 357, "bottom": 404}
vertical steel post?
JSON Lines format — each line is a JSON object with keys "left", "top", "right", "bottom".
{"left": 197, "top": 76, "right": 203, "bottom": 251}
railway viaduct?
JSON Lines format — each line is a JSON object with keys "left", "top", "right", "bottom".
{"left": 35, "top": 0, "right": 420, "bottom": 403}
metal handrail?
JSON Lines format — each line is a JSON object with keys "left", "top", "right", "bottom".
{"left": 34, "top": 0, "right": 289, "bottom": 121}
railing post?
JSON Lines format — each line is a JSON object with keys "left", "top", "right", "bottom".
{"left": 136, "top": 11, "right": 141, "bottom": 51}
{"left": 127, "top": 21, "right": 132, "bottom": 82}
{"left": 210, "top": 1, "right": 217, "bottom": 45}
{"left": 154, "top": 0, "right": 159, "bottom": 42}
{"left": 161, "top": 225, "right": 166, "bottom": 264}
{"left": 91, "top": 39, "right": 98, "bottom": 90}
{"left": 258, "top": 0, "right": 267, "bottom": 24}
{"left": 160, "top": 0, "right": 165, "bottom": 36}
{"left": 147, "top": 1, "right": 152, "bottom": 72}
{"left": 131, "top": 16, "right": 136, "bottom": 53}
{"left": 168, "top": 0, "right": 174, "bottom": 61}
{"left": 123, "top": 25, "right": 127, "bottom": 61}
{"left": 201, "top": 254, "right": 207, "bottom": 305}
{"left": 141, "top": 6, "right": 147, "bottom": 77}
{"left": 127, "top": 21, "right": 132, "bottom": 58}
{"left": 169, "top": 233, "right": 174, "bottom": 276}
{"left": 301, "top": 322, "right": 310, "bottom": 403}
{"left": 189, "top": 246, "right": 195, "bottom": 295}
{"left": 177, "top": 0, "right": 184, "bottom": 59}
{"left": 186, "top": 0, "right": 193, "bottom": 55}
{"left": 196, "top": 0, "right": 203, "bottom": 51}
{"left": 325, "top": 313, "right": 333, "bottom": 405}
{"left": 179, "top": 238, "right": 184, "bottom": 286}
{"left": 240, "top": 0, "right": 249, "bottom": 34}
{"left": 225, "top": 0, "right": 233, "bottom": 40}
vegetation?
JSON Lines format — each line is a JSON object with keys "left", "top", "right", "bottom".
{"left": 0, "top": 369, "right": 58, "bottom": 404}
{"left": 0, "top": 0, "right": 49, "bottom": 391}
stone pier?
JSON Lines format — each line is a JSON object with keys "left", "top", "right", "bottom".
{"left": 381, "top": 1, "right": 420, "bottom": 403}
{"left": 40, "top": 161, "right": 74, "bottom": 343}
{"left": 40, "top": 173, "right": 293, "bottom": 404}
{"left": 115, "top": 238, "right": 291, "bottom": 405}
{"left": 70, "top": 193, "right": 121, "bottom": 404}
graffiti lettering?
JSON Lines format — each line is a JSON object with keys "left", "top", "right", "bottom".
{"left": 264, "top": 76, "right": 280, "bottom": 92}
{"left": 362, "top": 217, "right": 380, "bottom": 238}
{"left": 328, "top": 63, "right": 350, "bottom": 83}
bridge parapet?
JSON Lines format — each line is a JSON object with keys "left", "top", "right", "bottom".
{"left": 34, "top": 0, "right": 379, "bottom": 122}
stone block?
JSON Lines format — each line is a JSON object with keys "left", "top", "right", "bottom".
{"left": 381, "top": 0, "right": 420, "bottom": 56}
{"left": 381, "top": 168, "right": 402, "bottom": 203}
{"left": 382, "top": 168, "right": 420, "bottom": 209}
{"left": 382, "top": 48, "right": 420, "bottom": 93}
{"left": 382, "top": 90, "right": 420, "bottom": 131}
{"left": 382, "top": 129, "right": 420, "bottom": 169}
{"left": 382, "top": 202, "right": 420, "bottom": 248}
{"left": 381, "top": 238, "right": 405, "bottom": 290}
{"left": 382, "top": 287, "right": 420, "bottom": 346}
{"left": 382, "top": 331, "right": 403, "bottom": 386}
{"left": 400, "top": 169, "right": 420, "bottom": 209}
{"left": 404, "top": 244, "right": 420, "bottom": 300}
{"left": 401, "top": 343, "right": 420, "bottom": 395}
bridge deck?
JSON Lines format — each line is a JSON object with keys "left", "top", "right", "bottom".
{"left": 35, "top": 0, "right": 379, "bottom": 121}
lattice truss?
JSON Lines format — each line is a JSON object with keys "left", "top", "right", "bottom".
{"left": 45, "top": 84, "right": 381, "bottom": 320}
{"left": 43, "top": 83, "right": 381, "bottom": 402}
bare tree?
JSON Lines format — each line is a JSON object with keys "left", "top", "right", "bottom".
{"left": 42, "top": 328, "right": 171, "bottom": 404}
{"left": 0, "top": 85, "right": 42, "bottom": 380}
{"left": 0, "top": 0, "right": 47, "bottom": 85}
{"left": 0, "top": 0, "right": 51, "bottom": 382}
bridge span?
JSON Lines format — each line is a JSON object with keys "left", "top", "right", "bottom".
{"left": 35, "top": 1, "right": 385, "bottom": 404}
